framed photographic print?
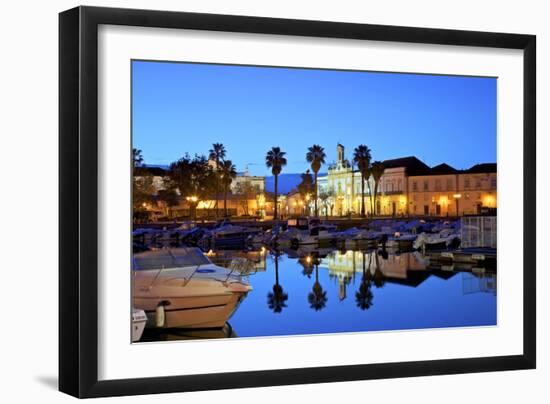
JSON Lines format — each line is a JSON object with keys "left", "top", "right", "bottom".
{"left": 59, "top": 6, "right": 536, "bottom": 398}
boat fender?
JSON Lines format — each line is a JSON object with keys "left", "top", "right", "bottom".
{"left": 155, "top": 300, "right": 170, "bottom": 328}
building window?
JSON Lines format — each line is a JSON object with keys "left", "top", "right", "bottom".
{"left": 412, "top": 181, "right": 418, "bottom": 191}
{"left": 464, "top": 177, "right": 470, "bottom": 189}
{"left": 435, "top": 179, "right": 441, "bottom": 191}
{"left": 446, "top": 178, "right": 453, "bottom": 191}
{"left": 397, "top": 179, "right": 402, "bottom": 191}
{"left": 423, "top": 180, "right": 429, "bottom": 191}
{"left": 490, "top": 178, "right": 497, "bottom": 189}
{"left": 476, "top": 178, "right": 482, "bottom": 188}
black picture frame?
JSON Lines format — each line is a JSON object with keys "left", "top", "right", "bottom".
{"left": 59, "top": 5, "right": 536, "bottom": 398}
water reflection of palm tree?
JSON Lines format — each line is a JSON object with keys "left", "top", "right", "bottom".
{"left": 267, "top": 252, "right": 288, "bottom": 313}
{"left": 308, "top": 262, "right": 327, "bottom": 311}
{"left": 373, "top": 252, "right": 386, "bottom": 288}
{"left": 355, "top": 252, "right": 374, "bottom": 310}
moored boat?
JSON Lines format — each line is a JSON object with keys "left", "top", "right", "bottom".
{"left": 132, "top": 247, "right": 252, "bottom": 329}
{"left": 132, "top": 308, "right": 147, "bottom": 342}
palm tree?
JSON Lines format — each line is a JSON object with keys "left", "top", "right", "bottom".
{"left": 208, "top": 143, "right": 226, "bottom": 217}
{"left": 132, "top": 148, "right": 144, "bottom": 168}
{"left": 219, "top": 160, "right": 237, "bottom": 217}
{"left": 267, "top": 252, "right": 288, "bottom": 313}
{"left": 308, "top": 262, "right": 328, "bottom": 311}
{"left": 371, "top": 161, "right": 385, "bottom": 217}
{"left": 355, "top": 252, "right": 374, "bottom": 310}
{"left": 353, "top": 145, "right": 372, "bottom": 218}
{"left": 306, "top": 144, "right": 326, "bottom": 217}
{"left": 265, "top": 147, "right": 287, "bottom": 221}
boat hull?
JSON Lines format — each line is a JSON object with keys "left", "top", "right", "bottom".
{"left": 135, "top": 292, "right": 246, "bottom": 329}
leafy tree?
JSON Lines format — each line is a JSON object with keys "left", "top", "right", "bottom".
{"left": 265, "top": 147, "right": 287, "bottom": 221}
{"left": 318, "top": 190, "right": 334, "bottom": 219}
{"left": 353, "top": 145, "right": 372, "bottom": 218}
{"left": 234, "top": 180, "right": 258, "bottom": 216}
{"left": 133, "top": 174, "right": 155, "bottom": 212}
{"left": 297, "top": 169, "right": 314, "bottom": 215}
{"left": 156, "top": 180, "right": 180, "bottom": 217}
{"left": 306, "top": 144, "right": 326, "bottom": 217}
{"left": 169, "top": 154, "right": 217, "bottom": 220}
{"left": 132, "top": 149, "right": 154, "bottom": 215}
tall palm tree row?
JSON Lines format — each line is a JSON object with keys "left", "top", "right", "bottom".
{"left": 208, "top": 143, "right": 226, "bottom": 217}
{"left": 370, "top": 161, "right": 385, "bottom": 217}
{"left": 306, "top": 144, "right": 326, "bottom": 217}
{"left": 265, "top": 147, "right": 287, "bottom": 221}
{"left": 219, "top": 160, "right": 237, "bottom": 217}
{"left": 353, "top": 145, "right": 372, "bottom": 218}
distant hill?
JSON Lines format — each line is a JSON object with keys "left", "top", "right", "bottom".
{"left": 265, "top": 173, "right": 326, "bottom": 194}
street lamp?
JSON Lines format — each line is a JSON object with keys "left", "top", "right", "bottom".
{"left": 186, "top": 196, "right": 198, "bottom": 220}
{"left": 453, "top": 193, "right": 462, "bottom": 217}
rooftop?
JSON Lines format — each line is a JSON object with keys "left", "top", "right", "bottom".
{"left": 381, "top": 156, "right": 431, "bottom": 176}
{"left": 466, "top": 163, "right": 497, "bottom": 174}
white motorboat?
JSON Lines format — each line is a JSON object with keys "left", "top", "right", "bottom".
{"left": 133, "top": 247, "right": 252, "bottom": 329}
{"left": 132, "top": 308, "right": 147, "bottom": 342}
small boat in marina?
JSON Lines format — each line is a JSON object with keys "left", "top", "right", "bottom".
{"left": 132, "top": 308, "right": 147, "bottom": 342}
{"left": 281, "top": 217, "right": 338, "bottom": 246}
{"left": 383, "top": 231, "right": 418, "bottom": 250}
{"left": 133, "top": 247, "right": 252, "bottom": 329}
{"left": 133, "top": 227, "right": 160, "bottom": 244}
{"left": 209, "top": 220, "right": 262, "bottom": 248}
{"left": 342, "top": 229, "right": 380, "bottom": 249}
{"left": 295, "top": 224, "right": 338, "bottom": 245}
{"left": 248, "top": 224, "right": 283, "bottom": 245}
{"left": 413, "top": 228, "right": 461, "bottom": 251}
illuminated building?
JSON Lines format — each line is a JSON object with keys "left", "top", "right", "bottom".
{"left": 316, "top": 144, "right": 496, "bottom": 217}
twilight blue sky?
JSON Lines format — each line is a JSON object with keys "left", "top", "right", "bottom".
{"left": 132, "top": 60, "right": 496, "bottom": 176}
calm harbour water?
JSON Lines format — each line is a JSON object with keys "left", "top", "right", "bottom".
{"left": 142, "top": 248, "right": 496, "bottom": 341}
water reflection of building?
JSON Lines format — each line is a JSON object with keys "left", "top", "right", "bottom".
{"left": 461, "top": 272, "right": 497, "bottom": 295}
{"left": 320, "top": 251, "right": 431, "bottom": 301}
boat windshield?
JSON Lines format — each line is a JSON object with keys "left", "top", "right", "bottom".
{"left": 133, "top": 248, "right": 211, "bottom": 270}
